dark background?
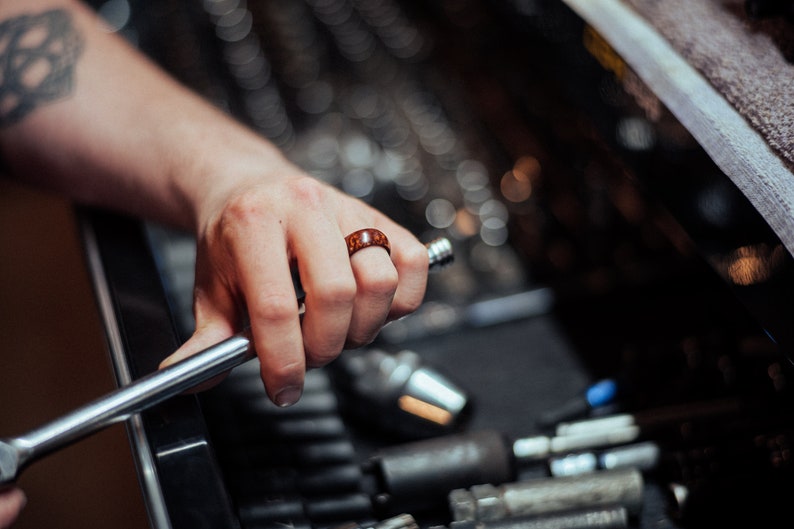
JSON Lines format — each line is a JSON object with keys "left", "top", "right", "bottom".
{"left": 0, "top": 179, "right": 148, "bottom": 529}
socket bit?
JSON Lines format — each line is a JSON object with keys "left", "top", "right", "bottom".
{"left": 548, "top": 442, "right": 661, "bottom": 477}
{"left": 448, "top": 468, "right": 644, "bottom": 521}
{"left": 436, "top": 506, "right": 629, "bottom": 529}
{"left": 363, "top": 430, "right": 516, "bottom": 515}
{"left": 331, "top": 513, "right": 419, "bottom": 529}
{"left": 361, "top": 427, "right": 648, "bottom": 516}
{"left": 331, "top": 348, "right": 472, "bottom": 439}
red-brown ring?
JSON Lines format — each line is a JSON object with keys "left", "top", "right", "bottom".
{"left": 344, "top": 228, "right": 391, "bottom": 257}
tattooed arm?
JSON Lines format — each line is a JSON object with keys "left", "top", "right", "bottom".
{"left": 0, "top": 3, "right": 428, "bottom": 408}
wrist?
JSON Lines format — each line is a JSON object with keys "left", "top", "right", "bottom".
{"left": 173, "top": 118, "right": 302, "bottom": 234}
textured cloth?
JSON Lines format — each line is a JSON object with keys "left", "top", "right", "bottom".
{"left": 625, "top": 0, "right": 794, "bottom": 170}
{"left": 567, "top": 0, "right": 794, "bottom": 255}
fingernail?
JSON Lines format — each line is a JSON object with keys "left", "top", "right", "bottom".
{"left": 275, "top": 385, "right": 302, "bottom": 407}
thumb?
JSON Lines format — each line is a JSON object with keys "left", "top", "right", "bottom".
{"left": 158, "top": 322, "right": 240, "bottom": 393}
{"left": 0, "top": 488, "right": 26, "bottom": 529}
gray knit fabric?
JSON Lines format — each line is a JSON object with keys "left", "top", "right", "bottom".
{"left": 625, "top": 0, "right": 794, "bottom": 170}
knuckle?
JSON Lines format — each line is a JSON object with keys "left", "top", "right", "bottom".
{"left": 264, "top": 359, "right": 303, "bottom": 382}
{"left": 288, "top": 176, "right": 329, "bottom": 208}
{"left": 312, "top": 276, "right": 356, "bottom": 308}
{"left": 401, "top": 239, "right": 430, "bottom": 270}
{"left": 391, "top": 289, "right": 425, "bottom": 319}
{"left": 308, "top": 350, "right": 341, "bottom": 368}
{"left": 221, "top": 191, "right": 266, "bottom": 227}
{"left": 359, "top": 267, "right": 398, "bottom": 299}
{"left": 305, "top": 339, "right": 344, "bottom": 367}
{"left": 400, "top": 295, "right": 424, "bottom": 315}
{"left": 345, "top": 332, "right": 375, "bottom": 350}
{"left": 211, "top": 194, "right": 268, "bottom": 250}
{"left": 249, "top": 290, "right": 298, "bottom": 323}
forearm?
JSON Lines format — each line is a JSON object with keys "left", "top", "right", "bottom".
{"left": 0, "top": 0, "right": 293, "bottom": 231}
{"left": 0, "top": 0, "right": 430, "bottom": 410}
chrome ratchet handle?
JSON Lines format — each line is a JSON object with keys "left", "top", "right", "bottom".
{"left": 6, "top": 333, "right": 253, "bottom": 478}
{"left": 0, "top": 237, "right": 453, "bottom": 484}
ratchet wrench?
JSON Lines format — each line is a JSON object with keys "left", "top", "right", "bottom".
{"left": 0, "top": 237, "right": 453, "bottom": 487}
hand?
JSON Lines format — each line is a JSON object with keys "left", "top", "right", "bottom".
{"left": 0, "top": 1, "right": 428, "bottom": 408}
{"left": 161, "top": 169, "right": 429, "bottom": 407}
{"left": 0, "top": 488, "right": 25, "bottom": 528}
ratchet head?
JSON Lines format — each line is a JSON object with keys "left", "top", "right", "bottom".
{"left": 0, "top": 439, "right": 20, "bottom": 487}
{"left": 426, "top": 237, "right": 454, "bottom": 271}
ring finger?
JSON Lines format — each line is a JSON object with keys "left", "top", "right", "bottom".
{"left": 344, "top": 228, "right": 398, "bottom": 348}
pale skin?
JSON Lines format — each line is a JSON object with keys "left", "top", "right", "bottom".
{"left": 0, "top": 1, "right": 429, "bottom": 525}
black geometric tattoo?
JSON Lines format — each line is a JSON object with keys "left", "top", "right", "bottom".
{"left": 0, "top": 9, "right": 84, "bottom": 127}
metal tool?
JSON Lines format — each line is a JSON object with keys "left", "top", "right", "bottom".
{"left": 331, "top": 513, "right": 419, "bottom": 529}
{"left": 0, "top": 237, "right": 453, "bottom": 488}
{"left": 331, "top": 347, "right": 473, "bottom": 439}
{"left": 448, "top": 468, "right": 644, "bottom": 521}
{"left": 361, "top": 426, "right": 641, "bottom": 516}
{"left": 436, "top": 506, "right": 630, "bottom": 529}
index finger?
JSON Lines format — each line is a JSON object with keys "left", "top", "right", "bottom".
{"left": 230, "top": 218, "right": 306, "bottom": 407}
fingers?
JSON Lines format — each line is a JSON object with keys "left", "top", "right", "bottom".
{"left": 0, "top": 488, "right": 25, "bottom": 529}
{"left": 158, "top": 272, "right": 240, "bottom": 392}
{"left": 161, "top": 188, "right": 307, "bottom": 406}
{"left": 293, "top": 219, "right": 355, "bottom": 368}
{"left": 338, "top": 224, "right": 428, "bottom": 348}
{"left": 167, "top": 176, "right": 430, "bottom": 408}
{"left": 343, "top": 237, "right": 398, "bottom": 349}
{"left": 220, "top": 191, "right": 307, "bottom": 407}
{"left": 384, "top": 225, "right": 430, "bottom": 321}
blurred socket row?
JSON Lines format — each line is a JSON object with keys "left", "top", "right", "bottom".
{"left": 101, "top": 0, "right": 535, "bottom": 339}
